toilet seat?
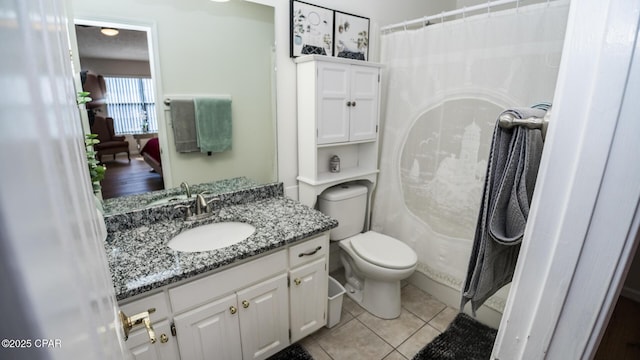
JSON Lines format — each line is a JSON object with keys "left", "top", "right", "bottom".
{"left": 350, "top": 232, "right": 417, "bottom": 270}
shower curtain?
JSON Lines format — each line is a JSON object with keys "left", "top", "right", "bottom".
{"left": 372, "top": 1, "right": 569, "bottom": 312}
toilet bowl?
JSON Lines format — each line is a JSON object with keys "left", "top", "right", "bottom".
{"left": 339, "top": 231, "right": 417, "bottom": 319}
{"left": 318, "top": 184, "right": 418, "bottom": 319}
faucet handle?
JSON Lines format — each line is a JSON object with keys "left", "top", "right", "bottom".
{"left": 174, "top": 204, "right": 193, "bottom": 219}
{"left": 205, "top": 197, "right": 221, "bottom": 214}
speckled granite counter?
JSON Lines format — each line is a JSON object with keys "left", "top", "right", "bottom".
{"left": 103, "top": 177, "right": 263, "bottom": 216}
{"left": 106, "top": 196, "right": 337, "bottom": 301}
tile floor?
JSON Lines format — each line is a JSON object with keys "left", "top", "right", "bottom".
{"left": 299, "top": 272, "right": 458, "bottom": 360}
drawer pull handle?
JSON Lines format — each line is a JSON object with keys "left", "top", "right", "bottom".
{"left": 298, "top": 246, "right": 322, "bottom": 257}
{"left": 242, "top": 300, "right": 250, "bottom": 309}
{"left": 230, "top": 306, "right": 237, "bottom": 315}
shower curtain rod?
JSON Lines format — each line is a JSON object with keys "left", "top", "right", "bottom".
{"left": 381, "top": 0, "right": 528, "bottom": 32}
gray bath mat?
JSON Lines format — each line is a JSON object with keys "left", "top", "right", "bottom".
{"left": 413, "top": 313, "right": 497, "bottom": 360}
{"left": 267, "top": 343, "right": 313, "bottom": 360}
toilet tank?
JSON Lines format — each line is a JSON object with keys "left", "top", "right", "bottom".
{"left": 318, "top": 184, "right": 368, "bottom": 240}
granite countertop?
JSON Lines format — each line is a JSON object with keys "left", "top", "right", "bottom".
{"left": 106, "top": 196, "right": 337, "bottom": 301}
{"left": 103, "top": 177, "right": 263, "bottom": 216}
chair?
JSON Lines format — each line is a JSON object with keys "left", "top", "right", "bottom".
{"left": 91, "top": 116, "right": 130, "bottom": 163}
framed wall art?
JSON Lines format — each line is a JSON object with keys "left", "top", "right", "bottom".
{"left": 290, "top": 1, "right": 334, "bottom": 57}
{"left": 334, "top": 11, "right": 370, "bottom": 61}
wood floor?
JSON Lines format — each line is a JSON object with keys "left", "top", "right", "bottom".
{"left": 100, "top": 154, "right": 163, "bottom": 199}
{"left": 594, "top": 295, "right": 640, "bottom": 360}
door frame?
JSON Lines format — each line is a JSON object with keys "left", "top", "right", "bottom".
{"left": 492, "top": 0, "right": 640, "bottom": 358}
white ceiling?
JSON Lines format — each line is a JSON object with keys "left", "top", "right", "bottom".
{"left": 75, "top": 25, "right": 149, "bottom": 62}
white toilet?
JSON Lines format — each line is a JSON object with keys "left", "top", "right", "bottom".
{"left": 318, "top": 184, "right": 417, "bottom": 319}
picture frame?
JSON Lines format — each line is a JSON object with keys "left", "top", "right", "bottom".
{"left": 334, "top": 11, "right": 370, "bottom": 61}
{"left": 290, "top": 1, "right": 334, "bottom": 58}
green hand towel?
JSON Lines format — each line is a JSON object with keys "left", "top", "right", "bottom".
{"left": 194, "top": 97, "right": 232, "bottom": 153}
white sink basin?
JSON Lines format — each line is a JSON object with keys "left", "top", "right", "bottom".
{"left": 147, "top": 195, "right": 189, "bottom": 207}
{"left": 168, "top": 222, "right": 255, "bottom": 252}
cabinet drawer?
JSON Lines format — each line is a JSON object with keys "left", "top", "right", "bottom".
{"left": 289, "top": 233, "right": 329, "bottom": 268}
{"left": 120, "top": 292, "right": 171, "bottom": 322}
{"left": 169, "top": 250, "right": 287, "bottom": 313}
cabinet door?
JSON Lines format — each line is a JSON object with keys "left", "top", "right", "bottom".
{"left": 237, "top": 274, "right": 289, "bottom": 360}
{"left": 349, "top": 65, "right": 380, "bottom": 142}
{"left": 289, "top": 258, "right": 328, "bottom": 342}
{"left": 317, "top": 62, "right": 351, "bottom": 144}
{"left": 173, "top": 293, "right": 242, "bottom": 360}
{"left": 127, "top": 320, "right": 180, "bottom": 360}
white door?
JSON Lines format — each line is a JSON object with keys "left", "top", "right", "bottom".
{"left": 290, "top": 258, "right": 328, "bottom": 342}
{"left": 237, "top": 274, "right": 289, "bottom": 360}
{"left": 349, "top": 66, "right": 380, "bottom": 142}
{"left": 0, "top": 0, "right": 130, "bottom": 359}
{"left": 173, "top": 294, "right": 242, "bottom": 360}
{"left": 317, "top": 62, "right": 351, "bottom": 144}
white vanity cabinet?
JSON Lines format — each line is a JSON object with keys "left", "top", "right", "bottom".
{"left": 120, "top": 292, "right": 180, "bottom": 360}
{"left": 118, "top": 232, "right": 330, "bottom": 360}
{"left": 288, "top": 235, "right": 329, "bottom": 343}
{"left": 170, "top": 251, "right": 289, "bottom": 360}
{"left": 295, "top": 55, "right": 383, "bottom": 209}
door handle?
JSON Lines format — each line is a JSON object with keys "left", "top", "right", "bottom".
{"left": 119, "top": 308, "right": 157, "bottom": 344}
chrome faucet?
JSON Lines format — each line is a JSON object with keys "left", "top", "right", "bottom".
{"left": 180, "top": 181, "right": 191, "bottom": 198}
{"left": 176, "top": 192, "right": 220, "bottom": 220}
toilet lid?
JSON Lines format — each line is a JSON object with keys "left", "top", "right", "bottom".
{"left": 350, "top": 232, "right": 417, "bottom": 269}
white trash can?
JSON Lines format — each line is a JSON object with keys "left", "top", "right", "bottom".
{"left": 326, "top": 276, "right": 346, "bottom": 328}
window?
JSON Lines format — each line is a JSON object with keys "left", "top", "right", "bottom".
{"left": 104, "top": 77, "right": 157, "bottom": 135}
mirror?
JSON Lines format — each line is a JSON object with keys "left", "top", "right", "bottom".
{"left": 71, "top": 0, "right": 277, "bottom": 211}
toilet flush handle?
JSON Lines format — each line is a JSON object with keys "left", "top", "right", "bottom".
{"left": 298, "top": 246, "right": 322, "bottom": 257}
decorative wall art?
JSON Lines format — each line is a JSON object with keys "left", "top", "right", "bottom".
{"left": 334, "top": 11, "right": 370, "bottom": 61}
{"left": 290, "top": 1, "right": 334, "bottom": 57}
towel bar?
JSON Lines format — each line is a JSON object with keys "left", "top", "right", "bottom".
{"left": 498, "top": 108, "right": 551, "bottom": 140}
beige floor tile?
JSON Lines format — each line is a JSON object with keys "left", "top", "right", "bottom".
{"left": 311, "top": 308, "right": 354, "bottom": 339}
{"left": 428, "top": 306, "right": 458, "bottom": 332}
{"left": 396, "top": 324, "right": 441, "bottom": 359}
{"left": 316, "top": 319, "right": 394, "bottom": 360}
{"left": 383, "top": 350, "right": 408, "bottom": 360}
{"left": 401, "top": 284, "right": 446, "bottom": 322}
{"left": 358, "top": 308, "right": 425, "bottom": 347}
{"left": 342, "top": 295, "right": 366, "bottom": 317}
{"left": 299, "top": 336, "right": 332, "bottom": 360}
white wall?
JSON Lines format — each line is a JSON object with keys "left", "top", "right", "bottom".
{"left": 79, "top": 57, "right": 151, "bottom": 77}
{"left": 71, "top": 0, "right": 277, "bottom": 188}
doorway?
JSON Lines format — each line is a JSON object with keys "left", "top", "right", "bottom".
{"left": 74, "top": 20, "right": 165, "bottom": 199}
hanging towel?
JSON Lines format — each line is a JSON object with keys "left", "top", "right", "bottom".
{"left": 170, "top": 99, "right": 199, "bottom": 153}
{"left": 194, "top": 97, "right": 232, "bottom": 154}
{"left": 461, "top": 107, "right": 545, "bottom": 315}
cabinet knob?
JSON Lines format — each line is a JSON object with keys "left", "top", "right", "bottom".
{"left": 294, "top": 278, "right": 302, "bottom": 286}
{"left": 242, "top": 300, "right": 250, "bottom": 309}
{"left": 229, "top": 306, "right": 237, "bottom": 315}
{"left": 160, "top": 334, "right": 169, "bottom": 343}
{"left": 352, "top": 101, "right": 356, "bottom": 107}
{"left": 346, "top": 101, "right": 352, "bottom": 107}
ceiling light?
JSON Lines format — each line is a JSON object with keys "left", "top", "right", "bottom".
{"left": 100, "top": 27, "right": 119, "bottom": 36}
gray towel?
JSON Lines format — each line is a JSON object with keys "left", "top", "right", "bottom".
{"left": 170, "top": 99, "right": 199, "bottom": 153}
{"left": 461, "top": 107, "right": 545, "bottom": 314}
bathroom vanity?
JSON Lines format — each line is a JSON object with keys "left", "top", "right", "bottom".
{"left": 103, "top": 181, "right": 337, "bottom": 360}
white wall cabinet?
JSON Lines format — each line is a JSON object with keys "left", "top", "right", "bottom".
{"left": 315, "top": 61, "right": 380, "bottom": 144}
{"left": 119, "top": 233, "right": 330, "bottom": 360}
{"left": 295, "top": 55, "right": 383, "bottom": 209}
